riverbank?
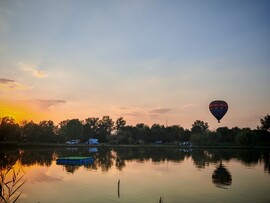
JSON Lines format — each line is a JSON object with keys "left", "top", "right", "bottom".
{"left": 0, "top": 141, "right": 269, "bottom": 150}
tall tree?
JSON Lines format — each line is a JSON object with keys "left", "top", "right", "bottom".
{"left": 216, "top": 127, "right": 235, "bottom": 142}
{"left": 97, "top": 116, "right": 114, "bottom": 142}
{"left": 58, "top": 120, "right": 69, "bottom": 141}
{"left": 135, "top": 123, "right": 150, "bottom": 143}
{"left": 83, "top": 117, "right": 99, "bottom": 140}
{"left": 115, "top": 117, "right": 126, "bottom": 131}
{"left": 166, "top": 125, "right": 185, "bottom": 143}
{"left": 259, "top": 114, "right": 270, "bottom": 132}
{"left": 0, "top": 117, "right": 20, "bottom": 141}
{"left": 191, "top": 120, "right": 209, "bottom": 135}
{"left": 39, "top": 120, "right": 56, "bottom": 143}
{"left": 150, "top": 124, "right": 165, "bottom": 143}
{"left": 23, "top": 121, "right": 42, "bottom": 142}
{"left": 66, "top": 119, "right": 83, "bottom": 140}
{"left": 236, "top": 129, "right": 258, "bottom": 146}
{"left": 85, "top": 117, "right": 99, "bottom": 131}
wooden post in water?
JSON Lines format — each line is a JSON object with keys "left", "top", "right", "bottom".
{"left": 118, "top": 179, "right": 120, "bottom": 198}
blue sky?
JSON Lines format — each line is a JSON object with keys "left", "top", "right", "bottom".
{"left": 0, "top": 0, "right": 270, "bottom": 129}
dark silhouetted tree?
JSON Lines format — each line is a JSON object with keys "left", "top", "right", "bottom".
{"left": 97, "top": 116, "right": 114, "bottom": 142}
{"left": 165, "top": 125, "right": 185, "bottom": 143}
{"left": 23, "top": 121, "right": 42, "bottom": 142}
{"left": 191, "top": 120, "right": 209, "bottom": 135}
{"left": 216, "top": 127, "right": 235, "bottom": 143}
{"left": 39, "top": 120, "right": 57, "bottom": 143}
{"left": 66, "top": 119, "right": 83, "bottom": 140}
{"left": 115, "top": 117, "right": 126, "bottom": 131}
{"left": 236, "top": 129, "right": 258, "bottom": 146}
{"left": 83, "top": 117, "right": 99, "bottom": 140}
{"left": 58, "top": 119, "right": 83, "bottom": 140}
{"left": 135, "top": 123, "right": 150, "bottom": 143}
{"left": 259, "top": 114, "right": 270, "bottom": 132}
{"left": 150, "top": 124, "right": 165, "bottom": 143}
{"left": 0, "top": 117, "right": 20, "bottom": 141}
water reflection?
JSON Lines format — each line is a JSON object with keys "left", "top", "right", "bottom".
{"left": 264, "top": 152, "right": 270, "bottom": 173}
{"left": 212, "top": 162, "right": 232, "bottom": 189}
{"left": 0, "top": 149, "right": 18, "bottom": 170}
{"left": 1, "top": 147, "right": 269, "bottom": 203}
{"left": 0, "top": 147, "right": 269, "bottom": 175}
{"left": 64, "top": 165, "right": 80, "bottom": 174}
{"left": 20, "top": 149, "right": 54, "bottom": 166}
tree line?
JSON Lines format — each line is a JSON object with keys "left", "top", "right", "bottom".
{"left": 0, "top": 115, "right": 269, "bottom": 146}
{"left": 1, "top": 147, "right": 269, "bottom": 174}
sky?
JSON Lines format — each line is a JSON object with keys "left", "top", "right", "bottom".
{"left": 0, "top": 0, "right": 269, "bottom": 129}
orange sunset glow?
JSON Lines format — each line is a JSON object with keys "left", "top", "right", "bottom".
{"left": 1, "top": 1, "right": 270, "bottom": 203}
{"left": 0, "top": 101, "right": 40, "bottom": 123}
{"left": 0, "top": 0, "right": 269, "bottom": 129}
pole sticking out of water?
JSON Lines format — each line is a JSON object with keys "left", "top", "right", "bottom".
{"left": 118, "top": 179, "right": 120, "bottom": 198}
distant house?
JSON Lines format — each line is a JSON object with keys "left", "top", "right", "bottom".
{"left": 66, "top": 139, "right": 80, "bottom": 145}
{"left": 179, "top": 142, "right": 192, "bottom": 147}
{"left": 89, "top": 147, "right": 98, "bottom": 153}
{"left": 87, "top": 138, "right": 99, "bottom": 145}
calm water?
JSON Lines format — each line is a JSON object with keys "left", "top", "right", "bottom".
{"left": 1, "top": 147, "right": 270, "bottom": 203}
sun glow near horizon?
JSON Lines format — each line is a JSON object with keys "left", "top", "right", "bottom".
{"left": 0, "top": 1, "right": 269, "bottom": 129}
{"left": 0, "top": 101, "right": 47, "bottom": 124}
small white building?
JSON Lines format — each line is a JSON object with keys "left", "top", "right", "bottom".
{"left": 66, "top": 139, "right": 80, "bottom": 145}
{"left": 89, "top": 147, "right": 98, "bottom": 152}
{"left": 88, "top": 138, "right": 99, "bottom": 145}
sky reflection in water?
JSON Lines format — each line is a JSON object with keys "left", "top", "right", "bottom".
{"left": 1, "top": 147, "right": 269, "bottom": 203}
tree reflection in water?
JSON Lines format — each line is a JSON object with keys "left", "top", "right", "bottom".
{"left": 262, "top": 151, "right": 270, "bottom": 173}
{"left": 64, "top": 165, "right": 80, "bottom": 174}
{"left": 0, "top": 147, "right": 269, "bottom": 176}
{"left": 212, "top": 162, "right": 232, "bottom": 189}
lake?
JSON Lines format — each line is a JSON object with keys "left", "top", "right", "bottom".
{"left": 1, "top": 147, "right": 269, "bottom": 203}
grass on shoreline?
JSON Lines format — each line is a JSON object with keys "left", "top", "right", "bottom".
{"left": 0, "top": 141, "right": 269, "bottom": 149}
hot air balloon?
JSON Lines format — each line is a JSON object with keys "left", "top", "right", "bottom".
{"left": 209, "top": 100, "right": 228, "bottom": 123}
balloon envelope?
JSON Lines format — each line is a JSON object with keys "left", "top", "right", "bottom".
{"left": 209, "top": 100, "right": 228, "bottom": 123}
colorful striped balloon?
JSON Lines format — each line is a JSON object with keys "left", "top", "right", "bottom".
{"left": 209, "top": 100, "right": 228, "bottom": 123}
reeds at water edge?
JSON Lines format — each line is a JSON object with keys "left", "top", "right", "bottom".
{"left": 0, "top": 165, "right": 26, "bottom": 203}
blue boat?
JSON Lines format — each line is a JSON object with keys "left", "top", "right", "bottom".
{"left": 56, "top": 157, "right": 94, "bottom": 166}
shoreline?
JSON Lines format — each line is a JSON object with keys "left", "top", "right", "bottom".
{"left": 0, "top": 141, "right": 269, "bottom": 150}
